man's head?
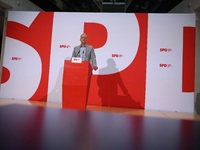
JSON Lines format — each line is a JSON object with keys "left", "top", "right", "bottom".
{"left": 80, "top": 33, "right": 88, "bottom": 45}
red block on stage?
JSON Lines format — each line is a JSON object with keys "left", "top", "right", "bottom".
{"left": 62, "top": 60, "right": 92, "bottom": 110}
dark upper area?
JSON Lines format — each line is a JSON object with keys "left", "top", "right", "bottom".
{"left": 29, "top": 0, "right": 183, "bottom": 13}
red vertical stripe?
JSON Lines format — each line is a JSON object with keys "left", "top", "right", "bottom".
{"left": 182, "top": 27, "right": 195, "bottom": 92}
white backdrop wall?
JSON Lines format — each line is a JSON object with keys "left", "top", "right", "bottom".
{"left": 170, "top": 0, "right": 200, "bottom": 113}
{"left": 0, "top": 11, "right": 196, "bottom": 113}
{"left": 146, "top": 14, "right": 195, "bottom": 112}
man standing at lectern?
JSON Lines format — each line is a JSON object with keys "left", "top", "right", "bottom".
{"left": 72, "top": 33, "right": 98, "bottom": 70}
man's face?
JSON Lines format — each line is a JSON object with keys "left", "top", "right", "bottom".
{"left": 80, "top": 34, "right": 87, "bottom": 44}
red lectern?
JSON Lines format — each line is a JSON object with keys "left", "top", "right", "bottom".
{"left": 62, "top": 60, "right": 92, "bottom": 110}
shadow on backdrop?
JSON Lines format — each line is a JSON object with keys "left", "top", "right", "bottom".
{"left": 97, "top": 58, "right": 139, "bottom": 108}
{"left": 47, "top": 67, "right": 64, "bottom": 103}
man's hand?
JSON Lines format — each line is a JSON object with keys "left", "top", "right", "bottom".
{"left": 93, "top": 66, "right": 98, "bottom": 70}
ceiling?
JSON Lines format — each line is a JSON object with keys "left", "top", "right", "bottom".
{"left": 29, "top": 0, "right": 183, "bottom": 13}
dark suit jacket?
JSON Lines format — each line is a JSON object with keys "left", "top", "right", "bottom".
{"left": 72, "top": 44, "right": 97, "bottom": 67}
